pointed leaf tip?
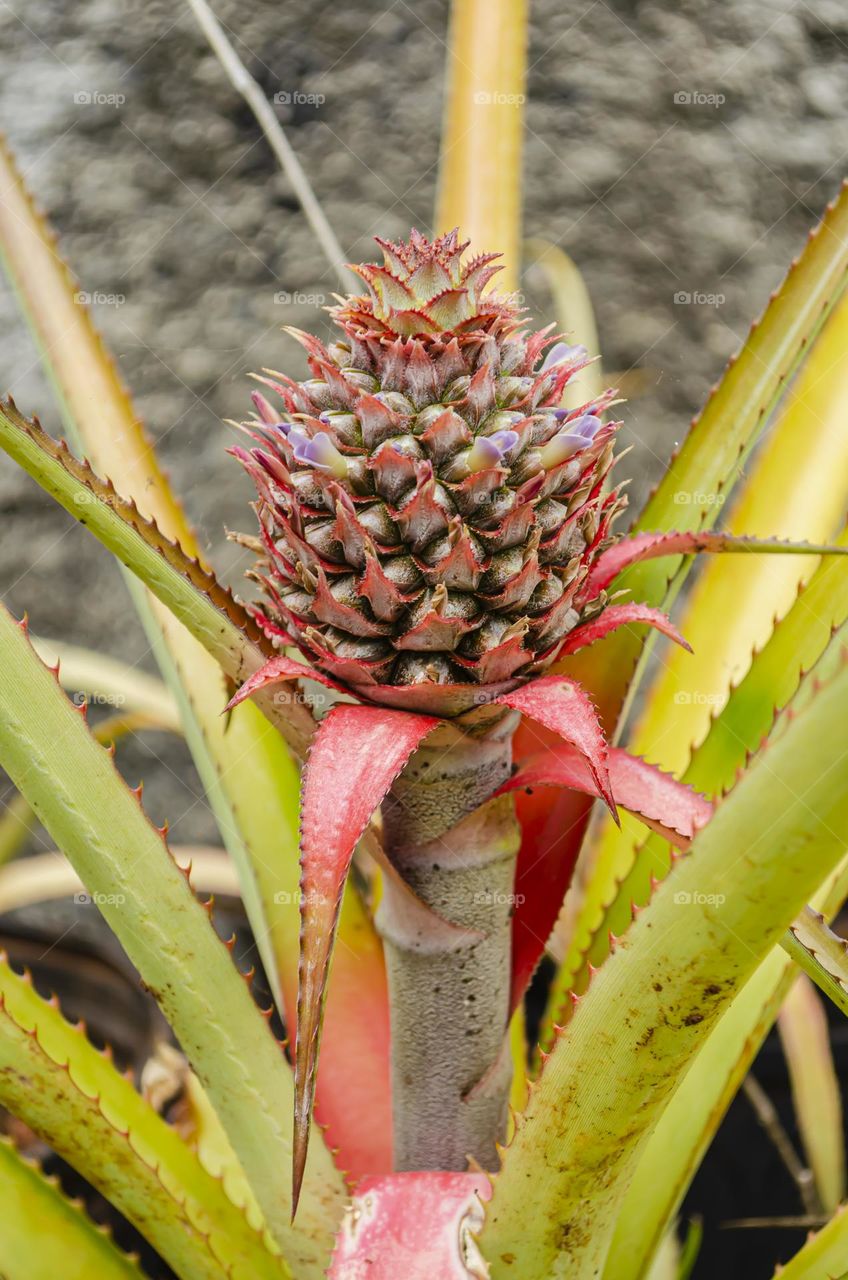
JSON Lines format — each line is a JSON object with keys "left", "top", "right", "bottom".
{"left": 496, "top": 675, "right": 617, "bottom": 822}
{"left": 558, "top": 602, "right": 692, "bottom": 657}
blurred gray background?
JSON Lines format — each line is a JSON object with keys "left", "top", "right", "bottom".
{"left": 1, "top": 0, "right": 845, "bottom": 841}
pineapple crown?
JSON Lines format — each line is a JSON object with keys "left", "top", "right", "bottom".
{"left": 334, "top": 227, "right": 512, "bottom": 340}
{"left": 234, "top": 230, "right": 626, "bottom": 715}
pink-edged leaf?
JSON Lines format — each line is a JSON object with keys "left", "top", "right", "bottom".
{"left": 557, "top": 602, "right": 692, "bottom": 657}
{"left": 495, "top": 675, "right": 617, "bottom": 821}
{"left": 581, "top": 529, "right": 848, "bottom": 602}
{"left": 226, "top": 652, "right": 348, "bottom": 710}
{"left": 329, "top": 1173, "right": 489, "bottom": 1279}
{"left": 499, "top": 743, "right": 712, "bottom": 849}
{"left": 504, "top": 741, "right": 712, "bottom": 1011}
{"left": 293, "top": 704, "right": 440, "bottom": 1213}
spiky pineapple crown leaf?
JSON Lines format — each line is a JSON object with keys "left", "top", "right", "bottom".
{"left": 235, "top": 229, "right": 625, "bottom": 714}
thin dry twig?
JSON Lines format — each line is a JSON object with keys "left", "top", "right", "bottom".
{"left": 185, "top": 0, "right": 357, "bottom": 292}
{"left": 742, "top": 1074, "right": 822, "bottom": 1218}
{"left": 721, "top": 1215, "right": 829, "bottom": 1230}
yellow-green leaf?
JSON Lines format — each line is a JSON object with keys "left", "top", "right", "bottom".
{"left": 0, "top": 1136, "right": 144, "bottom": 1280}
{"left": 779, "top": 973, "right": 845, "bottom": 1214}
{"left": 436, "top": 0, "right": 527, "bottom": 288}
{"left": 0, "top": 961, "right": 288, "bottom": 1280}
{"left": 480, "top": 651, "right": 848, "bottom": 1279}
{"left": 0, "top": 604, "right": 346, "bottom": 1273}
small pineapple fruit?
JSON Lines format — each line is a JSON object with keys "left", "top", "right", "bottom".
{"left": 235, "top": 229, "right": 623, "bottom": 714}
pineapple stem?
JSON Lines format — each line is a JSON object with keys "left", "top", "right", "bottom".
{"left": 376, "top": 710, "right": 521, "bottom": 1172}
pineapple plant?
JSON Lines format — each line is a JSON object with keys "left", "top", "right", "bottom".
{"left": 0, "top": 2, "right": 847, "bottom": 1277}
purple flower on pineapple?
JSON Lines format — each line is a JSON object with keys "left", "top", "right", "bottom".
{"left": 540, "top": 414, "right": 603, "bottom": 469}
{"left": 540, "top": 341, "right": 589, "bottom": 372}
{"left": 466, "top": 429, "right": 520, "bottom": 473}
{"left": 288, "top": 429, "right": 349, "bottom": 478}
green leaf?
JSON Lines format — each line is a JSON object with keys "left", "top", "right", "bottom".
{"left": 611, "top": 183, "right": 848, "bottom": 717}
{"left": 524, "top": 238, "right": 604, "bottom": 408}
{"left": 629, "top": 289, "right": 848, "bottom": 775}
{"left": 0, "top": 401, "right": 272, "bottom": 698}
{"left": 0, "top": 706, "right": 176, "bottom": 868}
{"left": 0, "top": 604, "right": 346, "bottom": 1273}
{"left": 32, "top": 635, "right": 181, "bottom": 731}
{"left": 0, "top": 960, "right": 288, "bottom": 1280}
{"left": 436, "top": 0, "right": 528, "bottom": 287}
{"left": 0, "top": 1136, "right": 144, "bottom": 1280}
{"left": 543, "top": 189, "right": 848, "bottom": 1041}
{"left": 479, "top": 650, "right": 848, "bottom": 1279}
{"left": 768, "top": 1204, "right": 848, "bottom": 1280}
{"left": 0, "top": 133, "right": 392, "bottom": 1174}
{"left": 558, "top": 181, "right": 848, "bottom": 740}
{"left": 784, "top": 907, "right": 848, "bottom": 1020}
{"left": 602, "top": 639, "right": 848, "bottom": 1280}
{"left": 548, "top": 534, "right": 848, "bottom": 1034}
{"left": 779, "top": 973, "right": 845, "bottom": 1214}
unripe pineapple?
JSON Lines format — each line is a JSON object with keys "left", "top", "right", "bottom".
{"left": 235, "top": 230, "right": 623, "bottom": 714}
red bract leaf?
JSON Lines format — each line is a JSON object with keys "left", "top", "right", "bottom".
{"left": 499, "top": 743, "right": 712, "bottom": 849}
{"left": 495, "top": 675, "right": 617, "bottom": 821}
{"left": 293, "top": 704, "right": 440, "bottom": 1214}
{"left": 226, "top": 652, "right": 348, "bottom": 710}
{"left": 328, "top": 1172, "right": 489, "bottom": 1279}
{"left": 504, "top": 742, "right": 713, "bottom": 1010}
{"left": 581, "top": 528, "right": 848, "bottom": 601}
{"left": 557, "top": 602, "right": 692, "bottom": 657}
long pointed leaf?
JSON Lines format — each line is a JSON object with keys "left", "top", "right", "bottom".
{"left": 779, "top": 974, "right": 845, "bottom": 1214}
{"left": 0, "top": 958, "right": 288, "bottom": 1280}
{"left": 480, "top": 650, "right": 848, "bottom": 1279}
{"left": 498, "top": 746, "right": 710, "bottom": 850}
{"left": 0, "top": 401, "right": 274, "bottom": 703}
{"left": 605, "top": 855, "right": 848, "bottom": 1280}
{"left": 497, "top": 676, "right": 616, "bottom": 817}
{"left": 435, "top": 0, "right": 527, "bottom": 288}
{"left": 767, "top": 1204, "right": 848, "bottom": 1279}
{"left": 518, "top": 189, "right": 848, "bottom": 1002}
{"left": 594, "top": 181, "right": 848, "bottom": 724}
{"left": 0, "top": 606, "right": 345, "bottom": 1271}
{"left": 557, "top": 602, "right": 691, "bottom": 657}
{"left": 629, "top": 288, "right": 848, "bottom": 773}
{"left": 583, "top": 529, "right": 848, "bottom": 602}
{"left": 292, "top": 703, "right": 439, "bottom": 1211}
{"left": 0, "top": 1137, "right": 144, "bottom": 1280}
{"left": 0, "top": 136, "right": 393, "bottom": 1173}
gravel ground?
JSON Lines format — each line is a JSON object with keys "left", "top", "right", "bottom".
{"left": 0, "top": 4, "right": 846, "bottom": 1275}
